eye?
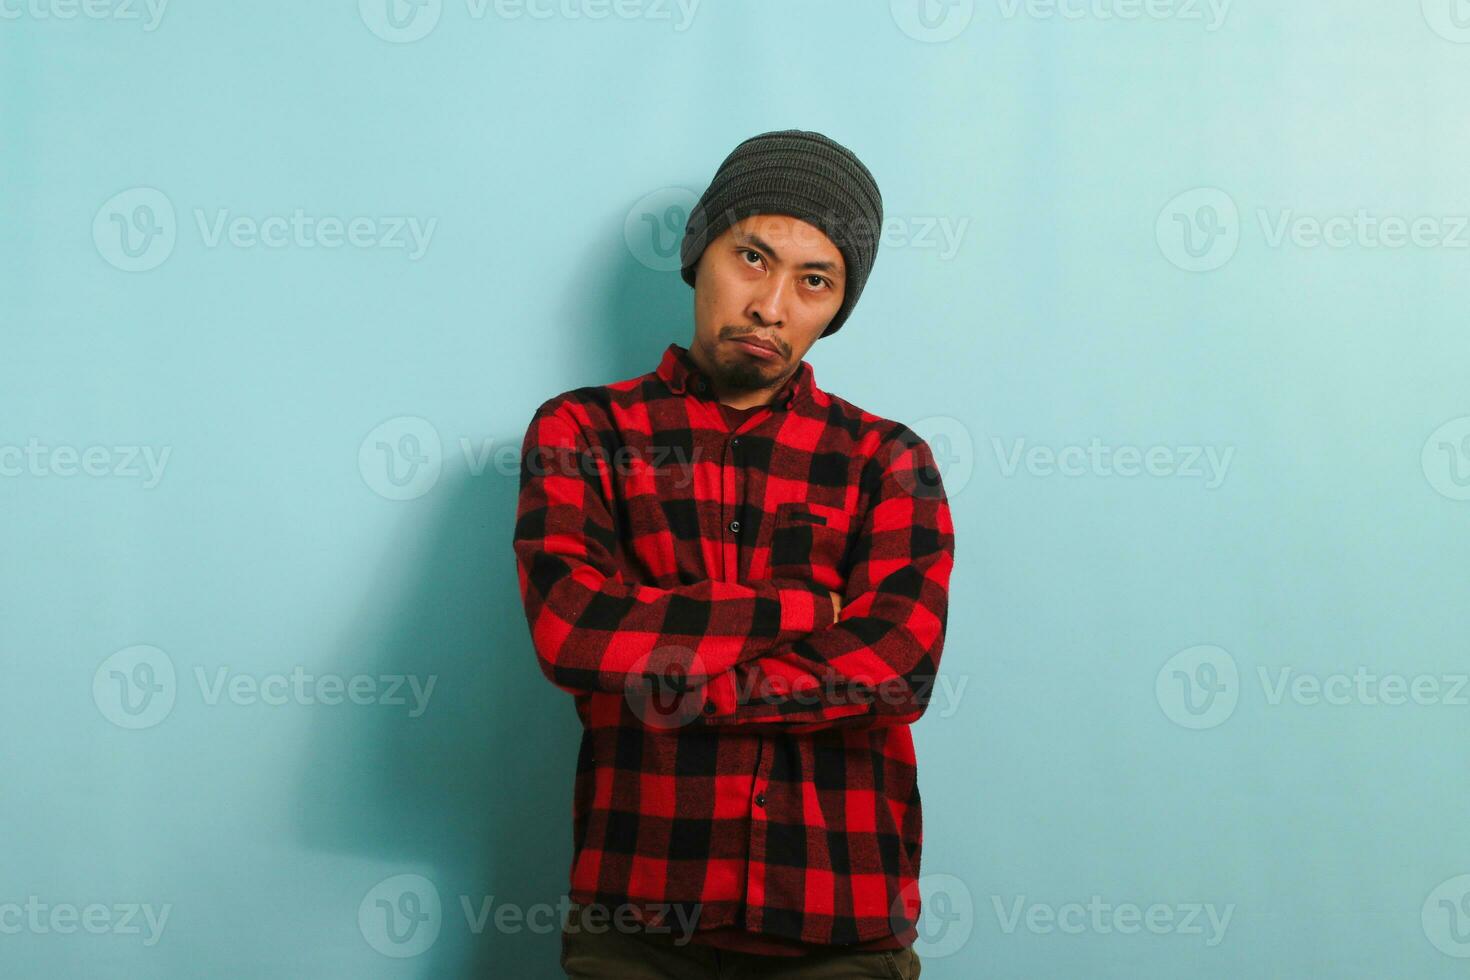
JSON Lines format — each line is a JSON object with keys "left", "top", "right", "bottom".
{"left": 804, "top": 275, "right": 830, "bottom": 290}
{"left": 740, "top": 248, "right": 764, "bottom": 266}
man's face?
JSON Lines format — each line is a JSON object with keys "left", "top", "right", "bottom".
{"left": 688, "top": 214, "right": 846, "bottom": 399}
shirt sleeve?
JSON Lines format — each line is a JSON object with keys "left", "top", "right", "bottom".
{"left": 514, "top": 402, "right": 836, "bottom": 698}
{"left": 693, "top": 431, "right": 955, "bottom": 733}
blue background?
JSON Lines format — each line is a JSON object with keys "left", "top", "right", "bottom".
{"left": 5, "top": 1, "right": 1470, "bottom": 976}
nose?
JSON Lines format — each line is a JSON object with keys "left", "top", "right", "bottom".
{"left": 746, "top": 274, "right": 788, "bottom": 328}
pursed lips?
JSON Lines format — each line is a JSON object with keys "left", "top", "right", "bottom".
{"left": 731, "top": 335, "right": 782, "bottom": 356}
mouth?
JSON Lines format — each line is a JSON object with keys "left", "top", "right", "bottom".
{"left": 730, "top": 335, "right": 782, "bottom": 361}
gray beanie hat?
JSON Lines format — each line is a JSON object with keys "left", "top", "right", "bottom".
{"left": 679, "top": 129, "right": 883, "bottom": 338}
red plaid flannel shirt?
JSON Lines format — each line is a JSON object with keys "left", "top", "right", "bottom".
{"left": 513, "top": 342, "right": 956, "bottom": 948}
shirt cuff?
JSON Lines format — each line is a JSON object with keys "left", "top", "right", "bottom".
{"left": 774, "top": 579, "right": 837, "bottom": 638}
{"left": 698, "top": 581, "right": 837, "bottom": 722}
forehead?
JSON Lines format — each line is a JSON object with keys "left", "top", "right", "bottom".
{"left": 726, "top": 214, "right": 845, "bottom": 270}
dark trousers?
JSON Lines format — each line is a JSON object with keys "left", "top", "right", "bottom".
{"left": 559, "top": 905, "right": 922, "bottom": 979}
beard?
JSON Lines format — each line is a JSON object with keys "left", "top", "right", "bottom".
{"left": 715, "top": 355, "right": 779, "bottom": 392}
{"left": 707, "top": 328, "right": 790, "bottom": 392}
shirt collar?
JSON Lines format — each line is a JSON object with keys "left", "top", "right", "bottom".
{"left": 656, "top": 342, "right": 824, "bottom": 412}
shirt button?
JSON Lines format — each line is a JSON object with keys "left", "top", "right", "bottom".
{"left": 728, "top": 520, "right": 740, "bottom": 533}
{"left": 695, "top": 378, "right": 707, "bottom": 392}
{"left": 731, "top": 437, "right": 740, "bottom": 448}
{"left": 702, "top": 702, "right": 715, "bottom": 714}
{"left": 754, "top": 793, "right": 766, "bottom": 808}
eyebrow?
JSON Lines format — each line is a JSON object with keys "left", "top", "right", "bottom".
{"left": 735, "top": 232, "right": 845, "bottom": 279}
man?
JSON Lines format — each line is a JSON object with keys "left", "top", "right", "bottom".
{"left": 514, "top": 129, "right": 955, "bottom": 979}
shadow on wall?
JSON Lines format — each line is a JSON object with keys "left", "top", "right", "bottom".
{"left": 292, "top": 230, "right": 691, "bottom": 979}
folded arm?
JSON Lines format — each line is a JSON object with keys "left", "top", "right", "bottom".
{"left": 693, "top": 430, "right": 955, "bottom": 734}
{"left": 513, "top": 402, "right": 836, "bottom": 698}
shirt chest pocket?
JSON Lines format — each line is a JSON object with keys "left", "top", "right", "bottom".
{"left": 766, "top": 501, "right": 856, "bottom": 592}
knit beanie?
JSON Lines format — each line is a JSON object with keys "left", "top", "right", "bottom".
{"left": 679, "top": 129, "right": 883, "bottom": 338}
